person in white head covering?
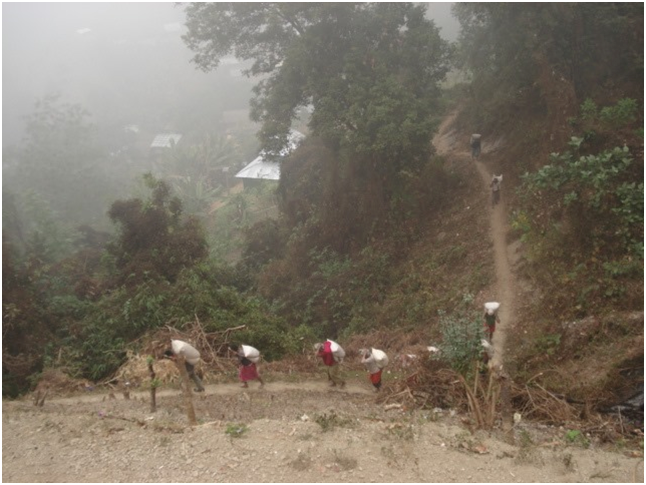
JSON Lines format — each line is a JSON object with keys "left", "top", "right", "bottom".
{"left": 483, "top": 303, "right": 501, "bottom": 342}
{"left": 360, "top": 348, "right": 388, "bottom": 392}
{"left": 490, "top": 174, "right": 502, "bottom": 206}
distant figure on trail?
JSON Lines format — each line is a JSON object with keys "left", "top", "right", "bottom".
{"left": 490, "top": 174, "right": 502, "bottom": 206}
{"left": 229, "top": 343, "right": 264, "bottom": 389}
{"left": 164, "top": 339, "right": 205, "bottom": 392}
{"left": 483, "top": 302, "right": 501, "bottom": 342}
{"left": 315, "top": 340, "right": 346, "bottom": 388}
{"left": 480, "top": 339, "right": 495, "bottom": 372}
{"left": 360, "top": 348, "right": 389, "bottom": 392}
{"left": 470, "top": 133, "right": 482, "bottom": 159}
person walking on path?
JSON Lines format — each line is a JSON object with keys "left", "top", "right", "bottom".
{"left": 483, "top": 302, "right": 501, "bottom": 342}
{"left": 229, "top": 343, "right": 264, "bottom": 388}
{"left": 315, "top": 340, "right": 346, "bottom": 388}
{"left": 490, "top": 174, "right": 502, "bottom": 206}
{"left": 470, "top": 133, "right": 482, "bottom": 160}
{"left": 164, "top": 339, "right": 205, "bottom": 392}
{"left": 360, "top": 348, "right": 389, "bottom": 392}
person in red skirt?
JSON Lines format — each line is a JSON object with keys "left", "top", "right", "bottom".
{"left": 229, "top": 344, "right": 264, "bottom": 388}
{"left": 315, "top": 340, "right": 346, "bottom": 388}
{"left": 360, "top": 348, "right": 388, "bottom": 392}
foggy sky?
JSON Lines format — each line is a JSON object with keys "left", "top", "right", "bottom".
{"left": 2, "top": 3, "right": 460, "bottom": 148}
{"left": 3, "top": 3, "right": 211, "bottom": 146}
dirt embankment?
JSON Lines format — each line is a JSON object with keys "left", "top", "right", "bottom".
{"left": 3, "top": 381, "right": 643, "bottom": 483}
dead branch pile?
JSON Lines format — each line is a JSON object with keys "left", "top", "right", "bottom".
{"left": 378, "top": 358, "right": 470, "bottom": 412}
{"left": 32, "top": 368, "right": 88, "bottom": 396}
{"left": 510, "top": 381, "right": 580, "bottom": 424}
{"left": 135, "top": 316, "right": 244, "bottom": 366}
{"left": 378, "top": 358, "right": 512, "bottom": 430}
{"left": 114, "top": 351, "right": 184, "bottom": 387}
{"left": 112, "top": 316, "right": 248, "bottom": 387}
{"left": 378, "top": 357, "right": 641, "bottom": 438}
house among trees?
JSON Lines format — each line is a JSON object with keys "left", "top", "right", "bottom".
{"left": 149, "top": 132, "right": 182, "bottom": 173}
{"left": 235, "top": 129, "right": 304, "bottom": 189}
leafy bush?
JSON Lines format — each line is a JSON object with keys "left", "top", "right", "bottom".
{"left": 521, "top": 144, "right": 642, "bottom": 257}
{"left": 599, "top": 98, "right": 638, "bottom": 127}
{"left": 517, "top": 142, "right": 642, "bottom": 317}
{"left": 579, "top": 98, "right": 598, "bottom": 121}
{"left": 438, "top": 296, "right": 484, "bottom": 375}
{"left": 576, "top": 98, "right": 639, "bottom": 130}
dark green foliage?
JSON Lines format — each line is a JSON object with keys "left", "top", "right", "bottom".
{"left": 73, "top": 256, "right": 302, "bottom": 380}
{"left": 241, "top": 219, "right": 285, "bottom": 271}
{"left": 514, "top": 141, "right": 643, "bottom": 316}
{"left": 438, "top": 295, "right": 485, "bottom": 376}
{"left": 520, "top": 144, "right": 642, "bottom": 258}
{"left": 107, "top": 174, "right": 208, "bottom": 287}
{"left": 184, "top": 2, "right": 451, "bottom": 214}
{"left": 453, "top": 3, "right": 643, "bottom": 129}
{"left": 2, "top": 237, "right": 53, "bottom": 396}
{"left": 182, "top": 2, "right": 456, "bottom": 346}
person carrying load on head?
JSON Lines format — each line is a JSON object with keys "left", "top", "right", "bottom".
{"left": 483, "top": 302, "right": 501, "bottom": 342}
{"left": 360, "top": 348, "right": 389, "bottom": 392}
{"left": 229, "top": 343, "right": 264, "bottom": 388}
{"left": 164, "top": 339, "right": 205, "bottom": 392}
{"left": 315, "top": 339, "right": 346, "bottom": 388}
{"left": 490, "top": 174, "right": 502, "bottom": 206}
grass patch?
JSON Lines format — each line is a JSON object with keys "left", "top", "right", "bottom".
{"left": 314, "top": 411, "right": 355, "bottom": 432}
{"left": 225, "top": 422, "right": 249, "bottom": 438}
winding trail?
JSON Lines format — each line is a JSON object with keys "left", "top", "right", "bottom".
{"left": 433, "top": 111, "right": 518, "bottom": 368}
{"left": 473, "top": 156, "right": 514, "bottom": 368}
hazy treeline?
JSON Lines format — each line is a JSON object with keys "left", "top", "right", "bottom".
{"left": 2, "top": 3, "right": 642, "bottom": 396}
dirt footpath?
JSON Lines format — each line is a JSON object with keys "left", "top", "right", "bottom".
{"left": 3, "top": 380, "right": 643, "bottom": 483}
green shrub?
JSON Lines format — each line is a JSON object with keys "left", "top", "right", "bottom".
{"left": 225, "top": 423, "right": 249, "bottom": 438}
{"left": 438, "top": 296, "right": 484, "bottom": 375}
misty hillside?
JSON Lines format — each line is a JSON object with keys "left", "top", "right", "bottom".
{"left": 3, "top": 2, "right": 643, "bottom": 427}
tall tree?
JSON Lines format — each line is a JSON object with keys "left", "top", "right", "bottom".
{"left": 6, "top": 94, "right": 116, "bottom": 228}
{"left": 183, "top": 3, "right": 451, "bottom": 202}
{"left": 107, "top": 174, "right": 208, "bottom": 286}
{"left": 453, "top": 3, "right": 643, "bottom": 135}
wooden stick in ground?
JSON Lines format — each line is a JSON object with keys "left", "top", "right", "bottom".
{"left": 488, "top": 380, "right": 500, "bottom": 428}
{"left": 147, "top": 356, "right": 157, "bottom": 413}
{"left": 39, "top": 389, "right": 48, "bottom": 407}
{"left": 175, "top": 355, "right": 197, "bottom": 426}
{"left": 459, "top": 374, "right": 484, "bottom": 428}
{"left": 497, "top": 367, "right": 514, "bottom": 442}
{"left": 35, "top": 389, "right": 48, "bottom": 407}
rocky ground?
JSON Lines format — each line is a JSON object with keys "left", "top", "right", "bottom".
{"left": 3, "top": 378, "right": 643, "bottom": 483}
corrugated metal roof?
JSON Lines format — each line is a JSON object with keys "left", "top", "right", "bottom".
{"left": 150, "top": 133, "right": 182, "bottom": 149}
{"left": 235, "top": 130, "right": 304, "bottom": 181}
{"left": 235, "top": 156, "right": 280, "bottom": 181}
